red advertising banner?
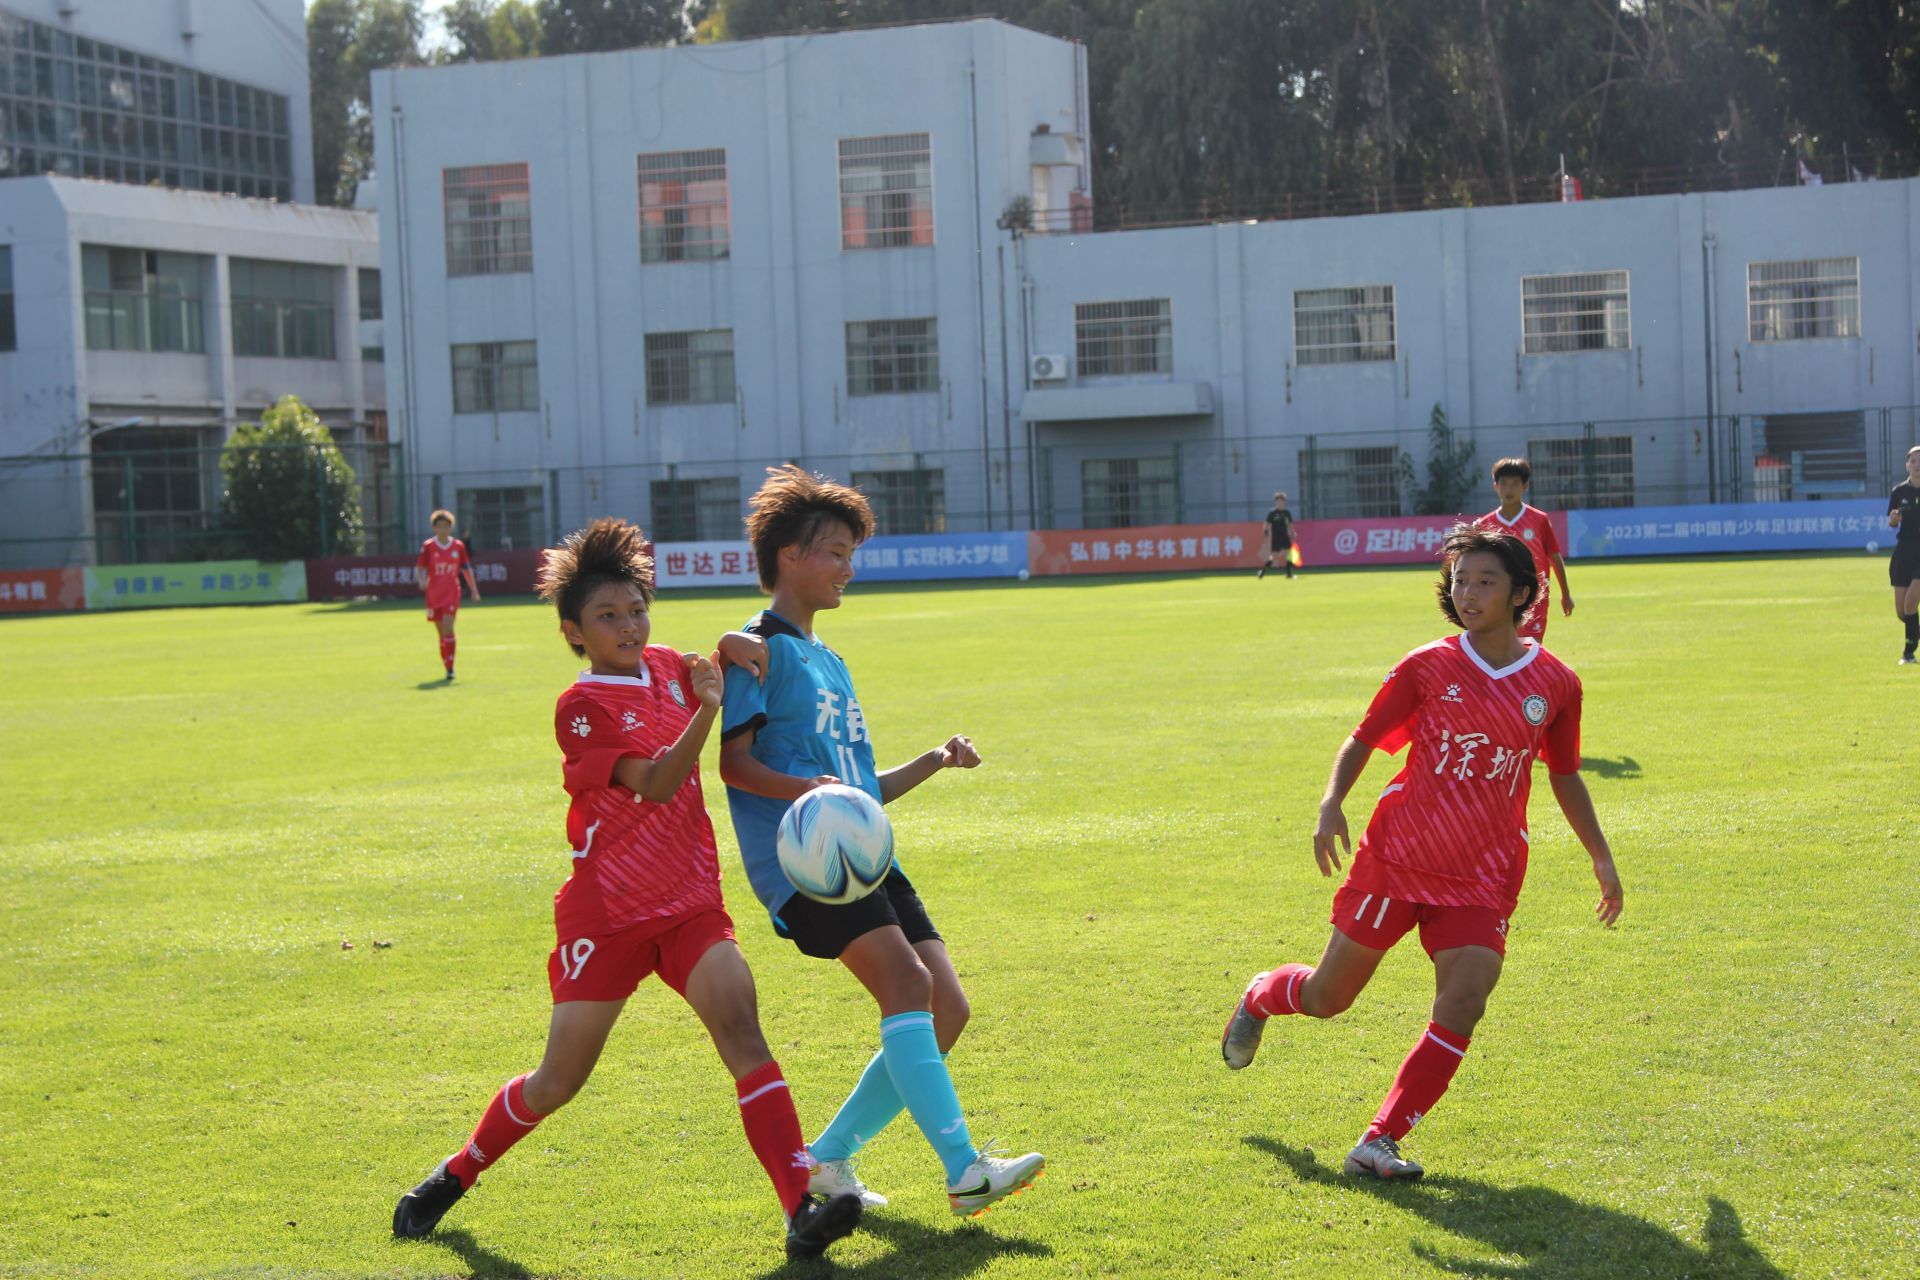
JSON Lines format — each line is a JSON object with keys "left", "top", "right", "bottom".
{"left": 0, "top": 567, "right": 84, "bottom": 613}
{"left": 1291, "top": 512, "right": 1569, "bottom": 567}
{"left": 1028, "top": 522, "right": 1264, "bottom": 576}
{"left": 306, "top": 549, "right": 545, "bottom": 601}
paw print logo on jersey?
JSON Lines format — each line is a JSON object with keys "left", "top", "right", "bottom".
{"left": 621, "top": 710, "right": 641, "bottom": 733}
{"left": 1441, "top": 683, "right": 1465, "bottom": 704}
{"left": 571, "top": 714, "right": 592, "bottom": 738}
{"left": 1521, "top": 694, "right": 1549, "bottom": 725}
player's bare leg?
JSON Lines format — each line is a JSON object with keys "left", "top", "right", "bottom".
{"left": 1224, "top": 929, "right": 1387, "bottom": 1068}
{"left": 682, "top": 940, "right": 860, "bottom": 1259}
{"left": 1896, "top": 584, "right": 1920, "bottom": 663}
{"left": 915, "top": 938, "right": 971, "bottom": 1053}
{"left": 394, "top": 1000, "right": 621, "bottom": 1238}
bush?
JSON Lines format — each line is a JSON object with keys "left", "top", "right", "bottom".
{"left": 221, "top": 396, "right": 364, "bottom": 559}
{"left": 1402, "top": 403, "right": 1478, "bottom": 516}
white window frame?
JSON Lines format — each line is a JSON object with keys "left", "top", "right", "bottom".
{"left": 1520, "top": 270, "right": 1630, "bottom": 355}
{"left": 1292, "top": 285, "right": 1397, "bottom": 366}
{"left": 1074, "top": 298, "right": 1173, "bottom": 377}
{"left": 1747, "top": 257, "right": 1861, "bottom": 342}
{"left": 838, "top": 133, "right": 934, "bottom": 251}
{"left": 1525, "top": 434, "right": 1636, "bottom": 509}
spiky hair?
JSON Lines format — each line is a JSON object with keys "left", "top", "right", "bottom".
{"left": 539, "top": 518, "right": 655, "bottom": 654}
{"left": 744, "top": 464, "right": 875, "bottom": 592}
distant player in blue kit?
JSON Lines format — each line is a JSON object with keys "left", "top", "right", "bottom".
{"left": 718, "top": 464, "right": 1045, "bottom": 1218}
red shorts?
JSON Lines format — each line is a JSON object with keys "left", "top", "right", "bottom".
{"left": 427, "top": 600, "right": 459, "bottom": 623}
{"left": 1330, "top": 880, "right": 1509, "bottom": 958}
{"left": 547, "top": 907, "right": 736, "bottom": 1003}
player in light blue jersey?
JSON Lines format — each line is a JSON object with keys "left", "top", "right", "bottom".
{"left": 719, "top": 465, "right": 1044, "bottom": 1220}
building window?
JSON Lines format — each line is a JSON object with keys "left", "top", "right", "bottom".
{"left": 1294, "top": 285, "right": 1395, "bottom": 366}
{"left": 0, "top": 246, "right": 13, "bottom": 352}
{"left": 0, "top": 14, "right": 291, "bottom": 199}
{"left": 839, "top": 133, "right": 933, "bottom": 250}
{"left": 89, "top": 424, "right": 223, "bottom": 563}
{"left": 1075, "top": 299, "right": 1172, "bottom": 377}
{"left": 1521, "top": 270, "right": 1630, "bottom": 354}
{"left": 1758, "top": 411, "right": 1868, "bottom": 497}
{"left": 847, "top": 319, "right": 939, "bottom": 395}
{"left": 230, "top": 258, "right": 335, "bottom": 359}
{"left": 358, "top": 267, "right": 382, "bottom": 363}
{"left": 455, "top": 485, "right": 544, "bottom": 550}
{"left": 452, "top": 341, "right": 539, "bottom": 413}
{"left": 1526, "top": 435, "right": 1635, "bottom": 509}
{"left": 638, "top": 148, "right": 729, "bottom": 263}
{"left": 1081, "top": 456, "right": 1178, "bottom": 528}
{"left": 82, "top": 245, "right": 205, "bottom": 352}
{"left": 649, "top": 476, "right": 741, "bottom": 542}
{"left": 1748, "top": 258, "right": 1860, "bottom": 341}
{"left": 644, "top": 329, "right": 735, "bottom": 405}
{"left": 852, "top": 467, "right": 946, "bottom": 534}
{"left": 1298, "top": 444, "right": 1402, "bottom": 518}
{"left": 444, "top": 163, "right": 532, "bottom": 276}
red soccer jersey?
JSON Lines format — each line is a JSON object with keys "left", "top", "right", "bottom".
{"left": 417, "top": 537, "right": 470, "bottom": 611}
{"left": 552, "top": 647, "right": 724, "bottom": 937}
{"left": 1475, "top": 505, "right": 1560, "bottom": 629}
{"left": 1346, "top": 633, "right": 1583, "bottom": 915}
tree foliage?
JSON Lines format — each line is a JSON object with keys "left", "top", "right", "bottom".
{"left": 221, "top": 397, "right": 364, "bottom": 560}
{"left": 1403, "top": 403, "right": 1479, "bottom": 516}
{"left": 308, "top": 0, "right": 425, "bottom": 207}
{"left": 441, "top": 0, "right": 544, "bottom": 62}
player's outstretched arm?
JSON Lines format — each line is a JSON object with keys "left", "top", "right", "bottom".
{"left": 717, "top": 729, "right": 839, "bottom": 802}
{"left": 877, "top": 735, "right": 979, "bottom": 804}
{"left": 612, "top": 653, "right": 722, "bottom": 803}
{"left": 1312, "top": 735, "right": 1373, "bottom": 876}
{"left": 713, "top": 631, "right": 769, "bottom": 682}
{"left": 1548, "top": 769, "right": 1623, "bottom": 926}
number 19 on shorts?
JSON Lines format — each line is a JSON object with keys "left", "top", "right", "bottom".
{"left": 556, "top": 937, "right": 595, "bottom": 982}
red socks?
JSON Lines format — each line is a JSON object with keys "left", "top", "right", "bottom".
{"left": 439, "top": 633, "right": 456, "bottom": 671}
{"left": 1365, "top": 1021, "right": 1471, "bottom": 1142}
{"left": 736, "top": 1062, "right": 812, "bottom": 1216}
{"left": 446, "top": 1074, "right": 546, "bottom": 1188}
{"left": 1247, "top": 964, "right": 1316, "bottom": 1018}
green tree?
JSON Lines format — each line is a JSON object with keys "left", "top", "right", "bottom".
{"left": 306, "top": 0, "right": 425, "bottom": 206}
{"left": 537, "top": 0, "right": 708, "bottom": 54}
{"left": 221, "top": 396, "right": 364, "bottom": 559}
{"left": 1402, "top": 403, "right": 1477, "bottom": 516}
{"left": 441, "top": 0, "right": 543, "bottom": 62}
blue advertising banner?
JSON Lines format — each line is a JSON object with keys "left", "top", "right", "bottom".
{"left": 1566, "top": 499, "right": 1886, "bottom": 558}
{"left": 850, "top": 532, "right": 1029, "bottom": 581}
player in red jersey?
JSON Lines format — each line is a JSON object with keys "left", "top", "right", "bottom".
{"left": 1219, "top": 524, "right": 1623, "bottom": 1180}
{"left": 415, "top": 509, "right": 480, "bottom": 680}
{"left": 392, "top": 518, "right": 862, "bottom": 1262}
{"left": 1473, "top": 458, "right": 1572, "bottom": 641}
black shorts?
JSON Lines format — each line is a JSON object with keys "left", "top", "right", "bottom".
{"left": 1269, "top": 538, "right": 1293, "bottom": 555}
{"left": 1892, "top": 542, "right": 1920, "bottom": 588}
{"left": 773, "top": 867, "right": 941, "bottom": 960}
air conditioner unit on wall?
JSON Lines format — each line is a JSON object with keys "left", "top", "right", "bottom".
{"left": 1029, "top": 353, "right": 1069, "bottom": 382}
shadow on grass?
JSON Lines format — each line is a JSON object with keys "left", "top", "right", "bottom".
{"left": 415, "top": 1225, "right": 532, "bottom": 1278}
{"left": 1580, "top": 755, "right": 1644, "bottom": 780}
{"left": 1245, "top": 1138, "right": 1784, "bottom": 1279}
{"left": 754, "top": 1212, "right": 1052, "bottom": 1280}
{"left": 415, "top": 678, "right": 453, "bottom": 691}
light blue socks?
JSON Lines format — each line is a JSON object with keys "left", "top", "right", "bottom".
{"left": 811, "top": 1012, "right": 973, "bottom": 1181}
{"left": 808, "top": 1049, "right": 900, "bottom": 1164}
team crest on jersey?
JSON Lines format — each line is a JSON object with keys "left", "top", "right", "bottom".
{"left": 1521, "top": 694, "right": 1548, "bottom": 725}
{"left": 667, "top": 679, "right": 687, "bottom": 707}
{"left": 1522, "top": 528, "right": 1536, "bottom": 540}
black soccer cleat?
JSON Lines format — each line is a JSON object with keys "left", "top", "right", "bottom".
{"left": 785, "top": 1190, "right": 863, "bottom": 1261}
{"left": 392, "top": 1158, "right": 467, "bottom": 1238}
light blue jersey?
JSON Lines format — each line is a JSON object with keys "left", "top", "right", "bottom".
{"left": 722, "top": 610, "right": 889, "bottom": 921}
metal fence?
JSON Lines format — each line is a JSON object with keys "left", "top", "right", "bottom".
{"left": 0, "top": 440, "right": 407, "bottom": 567}
{"left": 4, "top": 406, "right": 1911, "bottom": 569}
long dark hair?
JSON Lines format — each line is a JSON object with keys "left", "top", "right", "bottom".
{"left": 1436, "top": 524, "right": 1539, "bottom": 627}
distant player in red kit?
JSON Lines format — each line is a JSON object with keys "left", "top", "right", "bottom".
{"left": 415, "top": 509, "right": 480, "bottom": 680}
{"left": 1220, "top": 524, "right": 1623, "bottom": 1180}
{"left": 1473, "top": 458, "right": 1572, "bottom": 641}
{"left": 391, "top": 518, "right": 862, "bottom": 1262}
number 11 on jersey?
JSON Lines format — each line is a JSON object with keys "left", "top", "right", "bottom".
{"left": 834, "top": 744, "right": 863, "bottom": 786}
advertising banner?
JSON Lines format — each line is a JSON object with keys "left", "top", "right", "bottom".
{"left": 655, "top": 542, "right": 761, "bottom": 590}
{"left": 0, "top": 567, "right": 85, "bottom": 614}
{"left": 851, "top": 532, "right": 1028, "bottom": 581}
{"left": 305, "top": 550, "right": 543, "bottom": 601}
{"left": 1565, "top": 499, "right": 1886, "bottom": 558}
{"left": 1291, "top": 511, "right": 1571, "bottom": 568}
{"left": 1027, "top": 522, "right": 1263, "bottom": 576}
{"left": 85, "top": 560, "right": 307, "bottom": 609}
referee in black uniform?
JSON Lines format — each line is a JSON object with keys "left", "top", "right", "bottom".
{"left": 1257, "top": 492, "right": 1296, "bottom": 580}
{"left": 1887, "top": 446, "right": 1920, "bottom": 663}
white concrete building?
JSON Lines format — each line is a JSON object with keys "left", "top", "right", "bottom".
{"left": 0, "top": 176, "right": 381, "bottom": 566}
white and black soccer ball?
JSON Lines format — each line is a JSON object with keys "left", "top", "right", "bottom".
{"left": 1868, "top": 540, "right": 1881, "bottom": 554}
{"left": 776, "top": 784, "right": 894, "bottom": 904}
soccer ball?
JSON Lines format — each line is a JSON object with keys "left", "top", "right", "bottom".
{"left": 776, "top": 784, "right": 895, "bottom": 904}
{"left": 1017, "top": 568, "right": 1031, "bottom": 581}
{"left": 1868, "top": 540, "right": 1881, "bottom": 554}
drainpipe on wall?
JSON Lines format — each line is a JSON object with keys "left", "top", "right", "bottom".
{"left": 1702, "top": 226, "right": 1719, "bottom": 503}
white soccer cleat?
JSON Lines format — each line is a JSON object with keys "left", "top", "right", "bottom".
{"left": 947, "top": 1148, "right": 1045, "bottom": 1217}
{"left": 809, "top": 1155, "right": 887, "bottom": 1208}
{"left": 1343, "top": 1134, "right": 1424, "bottom": 1181}
{"left": 1221, "top": 971, "right": 1270, "bottom": 1069}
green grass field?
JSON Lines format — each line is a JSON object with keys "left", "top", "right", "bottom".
{"left": 2, "top": 557, "right": 1915, "bottom": 1279}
